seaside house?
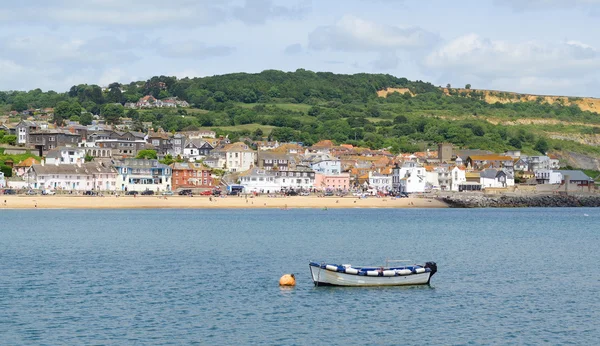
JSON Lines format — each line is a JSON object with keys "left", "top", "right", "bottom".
{"left": 423, "top": 166, "right": 439, "bottom": 190}
{"left": 113, "top": 159, "right": 172, "bottom": 192}
{"left": 27, "top": 161, "right": 117, "bottom": 191}
{"left": 222, "top": 142, "right": 257, "bottom": 172}
{"left": 557, "top": 170, "right": 595, "bottom": 190}
{"left": 13, "top": 157, "right": 40, "bottom": 177}
{"left": 183, "top": 138, "right": 214, "bottom": 161}
{"left": 529, "top": 156, "right": 560, "bottom": 172}
{"left": 466, "top": 155, "right": 514, "bottom": 172}
{"left": 257, "top": 151, "right": 291, "bottom": 171}
{"left": 313, "top": 172, "right": 350, "bottom": 191}
{"left": 44, "top": 147, "right": 86, "bottom": 165}
{"left": 433, "top": 166, "right": 449, "bottom": 190}
{"left": 480, "top": 169, "right": 514, "bottom": 188}
{"left": 94, "top": 139, "right": 149, "bottom": 159}
{"left": 309, "top": 155, "right": 341, "bottom": 175}
{"left": 238, "top": 168, "right": 280, "bottom": 193}
{"left": 535, "top": 170, "right": 562, "bottom": 184}
{"left": 28, "top": 130, "right": 82, "bottom": 154}
{"left": 278, "top": 165, "right": 315, "bottom": 191}
{"left": 15, "top": 120, "right": 39, "bottom": 145}
{"left": 368, "top": 171, "right": 392, "bottom": 192}
{"left": 239, "top": 165, "right": 316, "bottom": 193}
{"left": 393, "top": 161, "right": 426, "bottom": 193}
{"left": 450, "top": 165, "right": 467, "bottom": 191}
{"left": 170, "top": 162, "right": 213, "bottom": 191}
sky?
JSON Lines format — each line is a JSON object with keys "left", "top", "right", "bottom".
{"left": 2, "top": 0, "right": 600, "bottom": 97}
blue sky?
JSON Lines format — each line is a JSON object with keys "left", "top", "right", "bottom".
{"left": 1, "top": 0, "right": 600, "bottom": 97}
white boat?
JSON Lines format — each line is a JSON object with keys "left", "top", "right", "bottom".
{"left": 309, "top": 261, "right": 437, "bottom": 287}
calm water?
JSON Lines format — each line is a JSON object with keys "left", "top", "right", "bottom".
{"left": 1, "top": 208, "right": 599, "bottom": 345}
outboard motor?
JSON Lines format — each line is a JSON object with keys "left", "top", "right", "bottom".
{"left": 425, "top": 262, "right": 437, "bottom": 277}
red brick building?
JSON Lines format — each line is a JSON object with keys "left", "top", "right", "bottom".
{"left": 170, "top": 162, "right": 213, "bottom": 191}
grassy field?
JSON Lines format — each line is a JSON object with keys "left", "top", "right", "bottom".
{"left": 205, "top": 124, "right": 277, "bottom": 134}
{"left": 236, "top": 103, "right": 312, "bottom": 113}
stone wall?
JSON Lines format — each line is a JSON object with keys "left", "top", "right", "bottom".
{"left": 439, "top": 194, "right": 600, "bottom": 208}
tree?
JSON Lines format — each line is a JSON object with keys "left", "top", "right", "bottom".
{"left": 136, "top": 150, "right": 158, "bottom": 159}
{"left": 446, "top": 83, "right": 451, "bottom": 89}
{"left": 12, "top": 96, "right": 28, "bottom": 112}
{"left": 69, "top": 102, "right": 82, "bottom": 118}
{"left": 393, "top": 115, "right": 408, "bottom": 124}
{"left": 102, "top": 103, "right": 124, "bottom": 124}
{"left": 54, "top": 101, "right": 71, "bottom": 126}
{"left": 79, "top": 113, "right": 93, "bottom": 126}
{"left": 0, "top": 134, "right": 17, "bottom": 145}
{"left": 308, "top": 106, "right": 321, "bottom": 116}
{"left": 213, "top": 91, "right": 227, "bottom": 103}
{"left": 534, "top": 138, "right": 549, "bottom": 154}
{"left": 159, "top": 154, "right": 175, "bottom": 165}
{"left": 106, "top": 82, "right": 124, "bottom": 104}
{"left": 465, "top": 84, "right": 471, "bottom": 89}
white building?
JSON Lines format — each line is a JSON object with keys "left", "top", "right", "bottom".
{"left": 44, "top": 147, "right": 87, "bottom": 165}
{"left": 239, "top": 166, "right": 316, "bottom": 193}
{"left": 222, "top": 142, "right": 257, "bottom": 172}
{"left": 368, "top": 171, "right": 392, "bottom": 192}
{"left": 278, "top": 166, "right": 315, "bottom": 190}
{"left": 394, "top": 161, "right": 426, "bottom": 193}
{"left": 0, "top": 172, "right": 5, "bottom": 188}
{"left": 450, "top": 166, "right": 467, "bottom": 191}
{"left": 535, "top": 170, "right": 562, "bottom": 184}
{"left": 27, "top": 161, "right": 118, "bottom": 191}
{"left": 425, "top": 166, "right": 440, "bottom": 190}
{"left": 238, "top": 168, "right": 280, "bottom": 193}
{"left": 480, "top": 169, "right": 515, "bottom": 188}
{"left": 309, "top": 156, "right": 341, "bottom": 175}
{"left": 183, "top": 138, "right": 213, "bottom": 161}
{"left": 113, "top": 159, "right": 172, "bottom": 192}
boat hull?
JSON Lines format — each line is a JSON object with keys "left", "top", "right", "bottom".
{"left": 310, "top": 264, "right": 432, "bottom": 287}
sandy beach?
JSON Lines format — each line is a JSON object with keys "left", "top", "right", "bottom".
{"left": 0, "top": 195, "right": 448, "bottom": 209}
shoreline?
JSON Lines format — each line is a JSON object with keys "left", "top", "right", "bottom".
{"left": 0, "top": 195, "right": 448, "bottom": 210}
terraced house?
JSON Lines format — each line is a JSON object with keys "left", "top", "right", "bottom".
{"left": 26, "top": 161, "right": 117, "bottom": 191}
{"left": 113, "top": 159, "right": 172, "bottom": 192}
{"left": 170, "top": 162, "right": 213, "bottom": 191}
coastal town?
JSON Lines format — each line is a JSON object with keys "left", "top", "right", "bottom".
{"left": 1, "top": 104, "right": 597, "bottom": 200}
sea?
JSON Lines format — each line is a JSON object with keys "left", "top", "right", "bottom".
{"left": 1, "top": 208, "right": 599, "bottom": 345}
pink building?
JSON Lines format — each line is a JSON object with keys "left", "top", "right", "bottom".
{"left": 314, "top": 173, "right": 350, "bottom": 191}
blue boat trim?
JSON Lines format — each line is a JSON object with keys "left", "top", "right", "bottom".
{"left": 310, "top": 261, "right": 437, "bottom": 285}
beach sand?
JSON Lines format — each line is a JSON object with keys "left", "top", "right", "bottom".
{"left": 0, "top": 195, "right": 448, "bottom": 209}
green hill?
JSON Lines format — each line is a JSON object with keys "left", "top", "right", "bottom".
{"left": 2, "top": 69, "right": 600, "bottom": 169}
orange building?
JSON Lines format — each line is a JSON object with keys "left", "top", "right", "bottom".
{"left": 170, "top": 162, "right": 213, "bottom": 191}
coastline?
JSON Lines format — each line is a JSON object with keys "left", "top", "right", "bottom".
{"left": 0, "top": 195, "right": 448, "bottom": 210}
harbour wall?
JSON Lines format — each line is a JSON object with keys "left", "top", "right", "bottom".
{"left": 439, "top": 194, "right": 600, "bottom": 208}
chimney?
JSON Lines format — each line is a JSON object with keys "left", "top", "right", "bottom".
{"left": 76, "top": 158, "right": 82, "bottom": 168}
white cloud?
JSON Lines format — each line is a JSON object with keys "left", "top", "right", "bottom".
{"left": 496, "top": 0, "right": 600, "bottom": 10}
{"left": 1, "top": 0, "right": 308, "bottom": 28}
{"left": 0, "top": 35, "right": 141, "bottom": 67}
{"left": 424, "top": 34, "right": 600, "bottom": 78}
{"left": 308, "top": 15, "right": 439, "bottom": 52}
{"left": 233, "top": 0, "right": 310, "bottom": 25}
{"left": 423, "top": 34, "right": 600, "bottom": 95}
{"left": 372, "top": 52, "right": 400, "bottom": 70}
{"left": 284, "top": 43, "right": 303, "bottom": 55}
{"left": 154, "top": 39, "right": 235, "bottom": 59}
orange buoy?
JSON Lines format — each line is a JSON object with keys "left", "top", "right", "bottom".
{"left": 279, "top": 274, "right": 296, "bottom": 286}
